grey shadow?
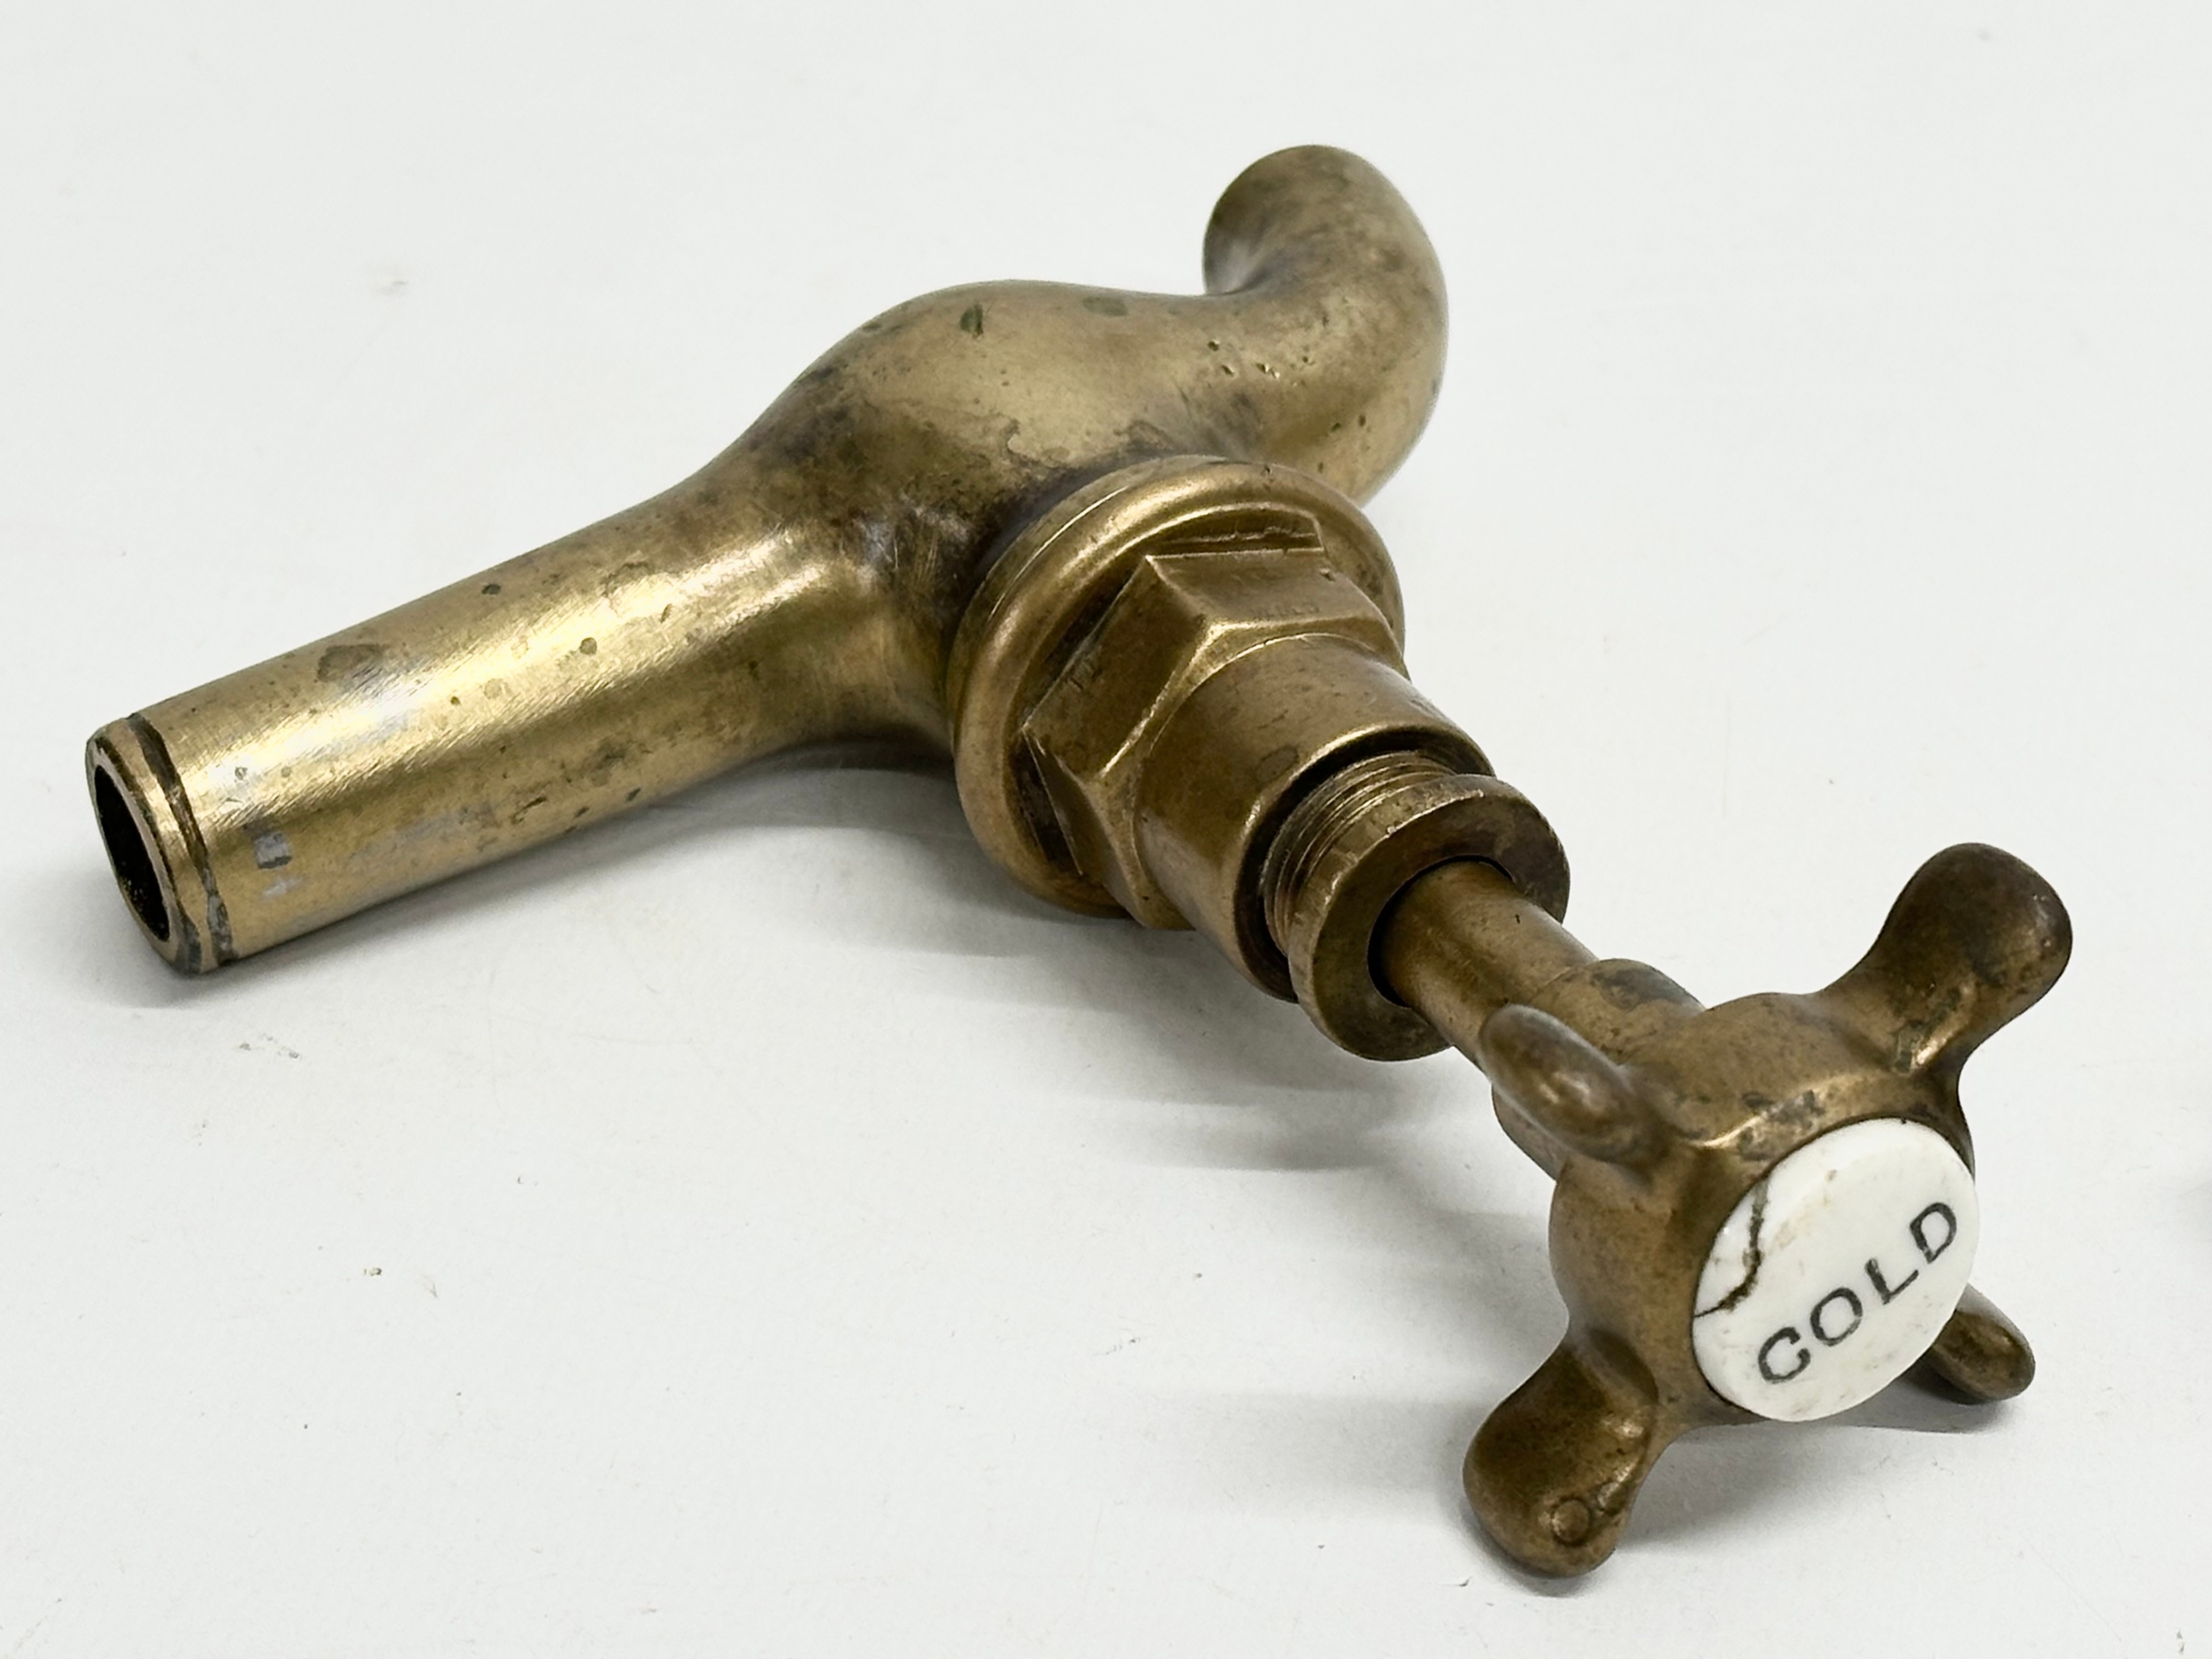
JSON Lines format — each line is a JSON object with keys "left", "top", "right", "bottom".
{"left": 37, "top": 740, "right": 1640, "bottom": 1568}
{"left": 1111, "top": 1384, "right": 1608, "bottom": 1595}
{"left": 44, "top": 738, "right": 2036, "bottom": 1572}
{"left": 8, "top": 857, "right": 196, "bottom": 1010}
{"left": 1628, "top": 1376, "right": 2008, "bottom": 1549}
{"left": 39, "top": 742, "right": 1060, "bottom": 1011}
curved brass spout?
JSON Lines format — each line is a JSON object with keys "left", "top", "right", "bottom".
{"left": 87, "top": 146, "right": 1443, "bottom": 970}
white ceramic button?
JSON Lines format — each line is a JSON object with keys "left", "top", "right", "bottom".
{"left": 1691, "top": 1118, "right": 1978, "bottom": 1422}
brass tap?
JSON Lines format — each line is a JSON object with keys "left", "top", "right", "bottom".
{"left": 84, "top": 146, "right": 2069, "bottom": 1576}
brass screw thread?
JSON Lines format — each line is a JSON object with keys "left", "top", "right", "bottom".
{"left": 1261, "top": 748, "right": 1459, "bottom": 957}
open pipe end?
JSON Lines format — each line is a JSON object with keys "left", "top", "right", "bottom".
{"left": 85, "top": 721, "right": 219, "bottom": 972}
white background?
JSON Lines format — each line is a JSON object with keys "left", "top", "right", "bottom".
{"left": 3, "top": 4, "right": 2207, "bottom": 1655}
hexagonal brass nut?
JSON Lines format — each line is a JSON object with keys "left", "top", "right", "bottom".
{"left": 1022, "top": 546, "right": 1402, "bottom": 926}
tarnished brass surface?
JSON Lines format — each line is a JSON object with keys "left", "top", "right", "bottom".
{"left": 88, "top": 146, "right": 1443, "bottom": 970}
{"left": 85, "top": 145, "right": 2072, "bottom": 1581}
{"left": 1378, "top": 847, "right": 2069, "bottom": 1574}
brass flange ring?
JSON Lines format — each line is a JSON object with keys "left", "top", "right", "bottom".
{"left": 947, "top": 455, "right": 1404, "bottom": 915}
{"left": 1268, "top": 757, "right": 1571, "bottom": 1060}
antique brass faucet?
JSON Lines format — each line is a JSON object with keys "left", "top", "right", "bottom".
{"left": 85, "top": 147, "right": 2069, "bottom": 1575}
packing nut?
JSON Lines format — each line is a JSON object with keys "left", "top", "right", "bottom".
{"left": 1017, "top": 527, "right": 1510, "bottom": 1002}
{"left": 1131, "top": 631, "right": 1489, "bottom": 995}
{"left": 948, "top": 457, "right": 1410, "bottom": 920}
{"left": 1023, "top": 546, "right": 1402, "bottom": 929}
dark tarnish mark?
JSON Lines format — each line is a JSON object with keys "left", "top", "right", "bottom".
{"left": 584, "top": 739, "right": 634, "bottom": 787}
{"left": 1588, "top": 960, "right": 1700, "bottom": 1014}
{"left": 578, "top": 637, "right": 598, "bottom": 656}
{"left": 1121, "top": 419, "right": 1179, "bottom": 454}
{"left": 958, "top": 303, "right": 985, "bottom": 337}
{"left": 1082, "top": 295, "right": 1128, "bottom": 317}
{"left": 1735, "top": 1087, "right": 1824, "bottom": 1164}
{"left": 1753, "top": 1088, "right": 1823, "bottom": 1130}
{"left": 316, "top": 642, "right": 387, "bottom": 684}
{"left": 1694, "top": 1183, "right": 1769, "bottom": 1317}
{"left": 480, "top": 582, "right": 502, "bottom": 595}
{"left": 1891, "top": 988, "right": 1966, "bottom": 1072}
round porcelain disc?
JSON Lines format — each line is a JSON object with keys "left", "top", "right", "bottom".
{"left": 1690, "top": 1118, "right": 1978, "bottom": 1423}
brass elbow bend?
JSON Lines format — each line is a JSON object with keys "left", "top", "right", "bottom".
{"left": 84, "top": 147, "right": 2070, "bottom": 1578}
{"left": 88, "top": 145, "right": 1443, "bottom": 972}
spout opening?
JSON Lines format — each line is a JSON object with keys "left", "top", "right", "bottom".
{"left": 94, "top": 766, "right": 171, "bottom": 944}
{"left": 85, "top": 727, "right": 203, "bottom": 967}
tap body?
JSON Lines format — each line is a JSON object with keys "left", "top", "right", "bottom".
{"left": 84, "top": 148, "right": 2068, "bottom": 1578}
